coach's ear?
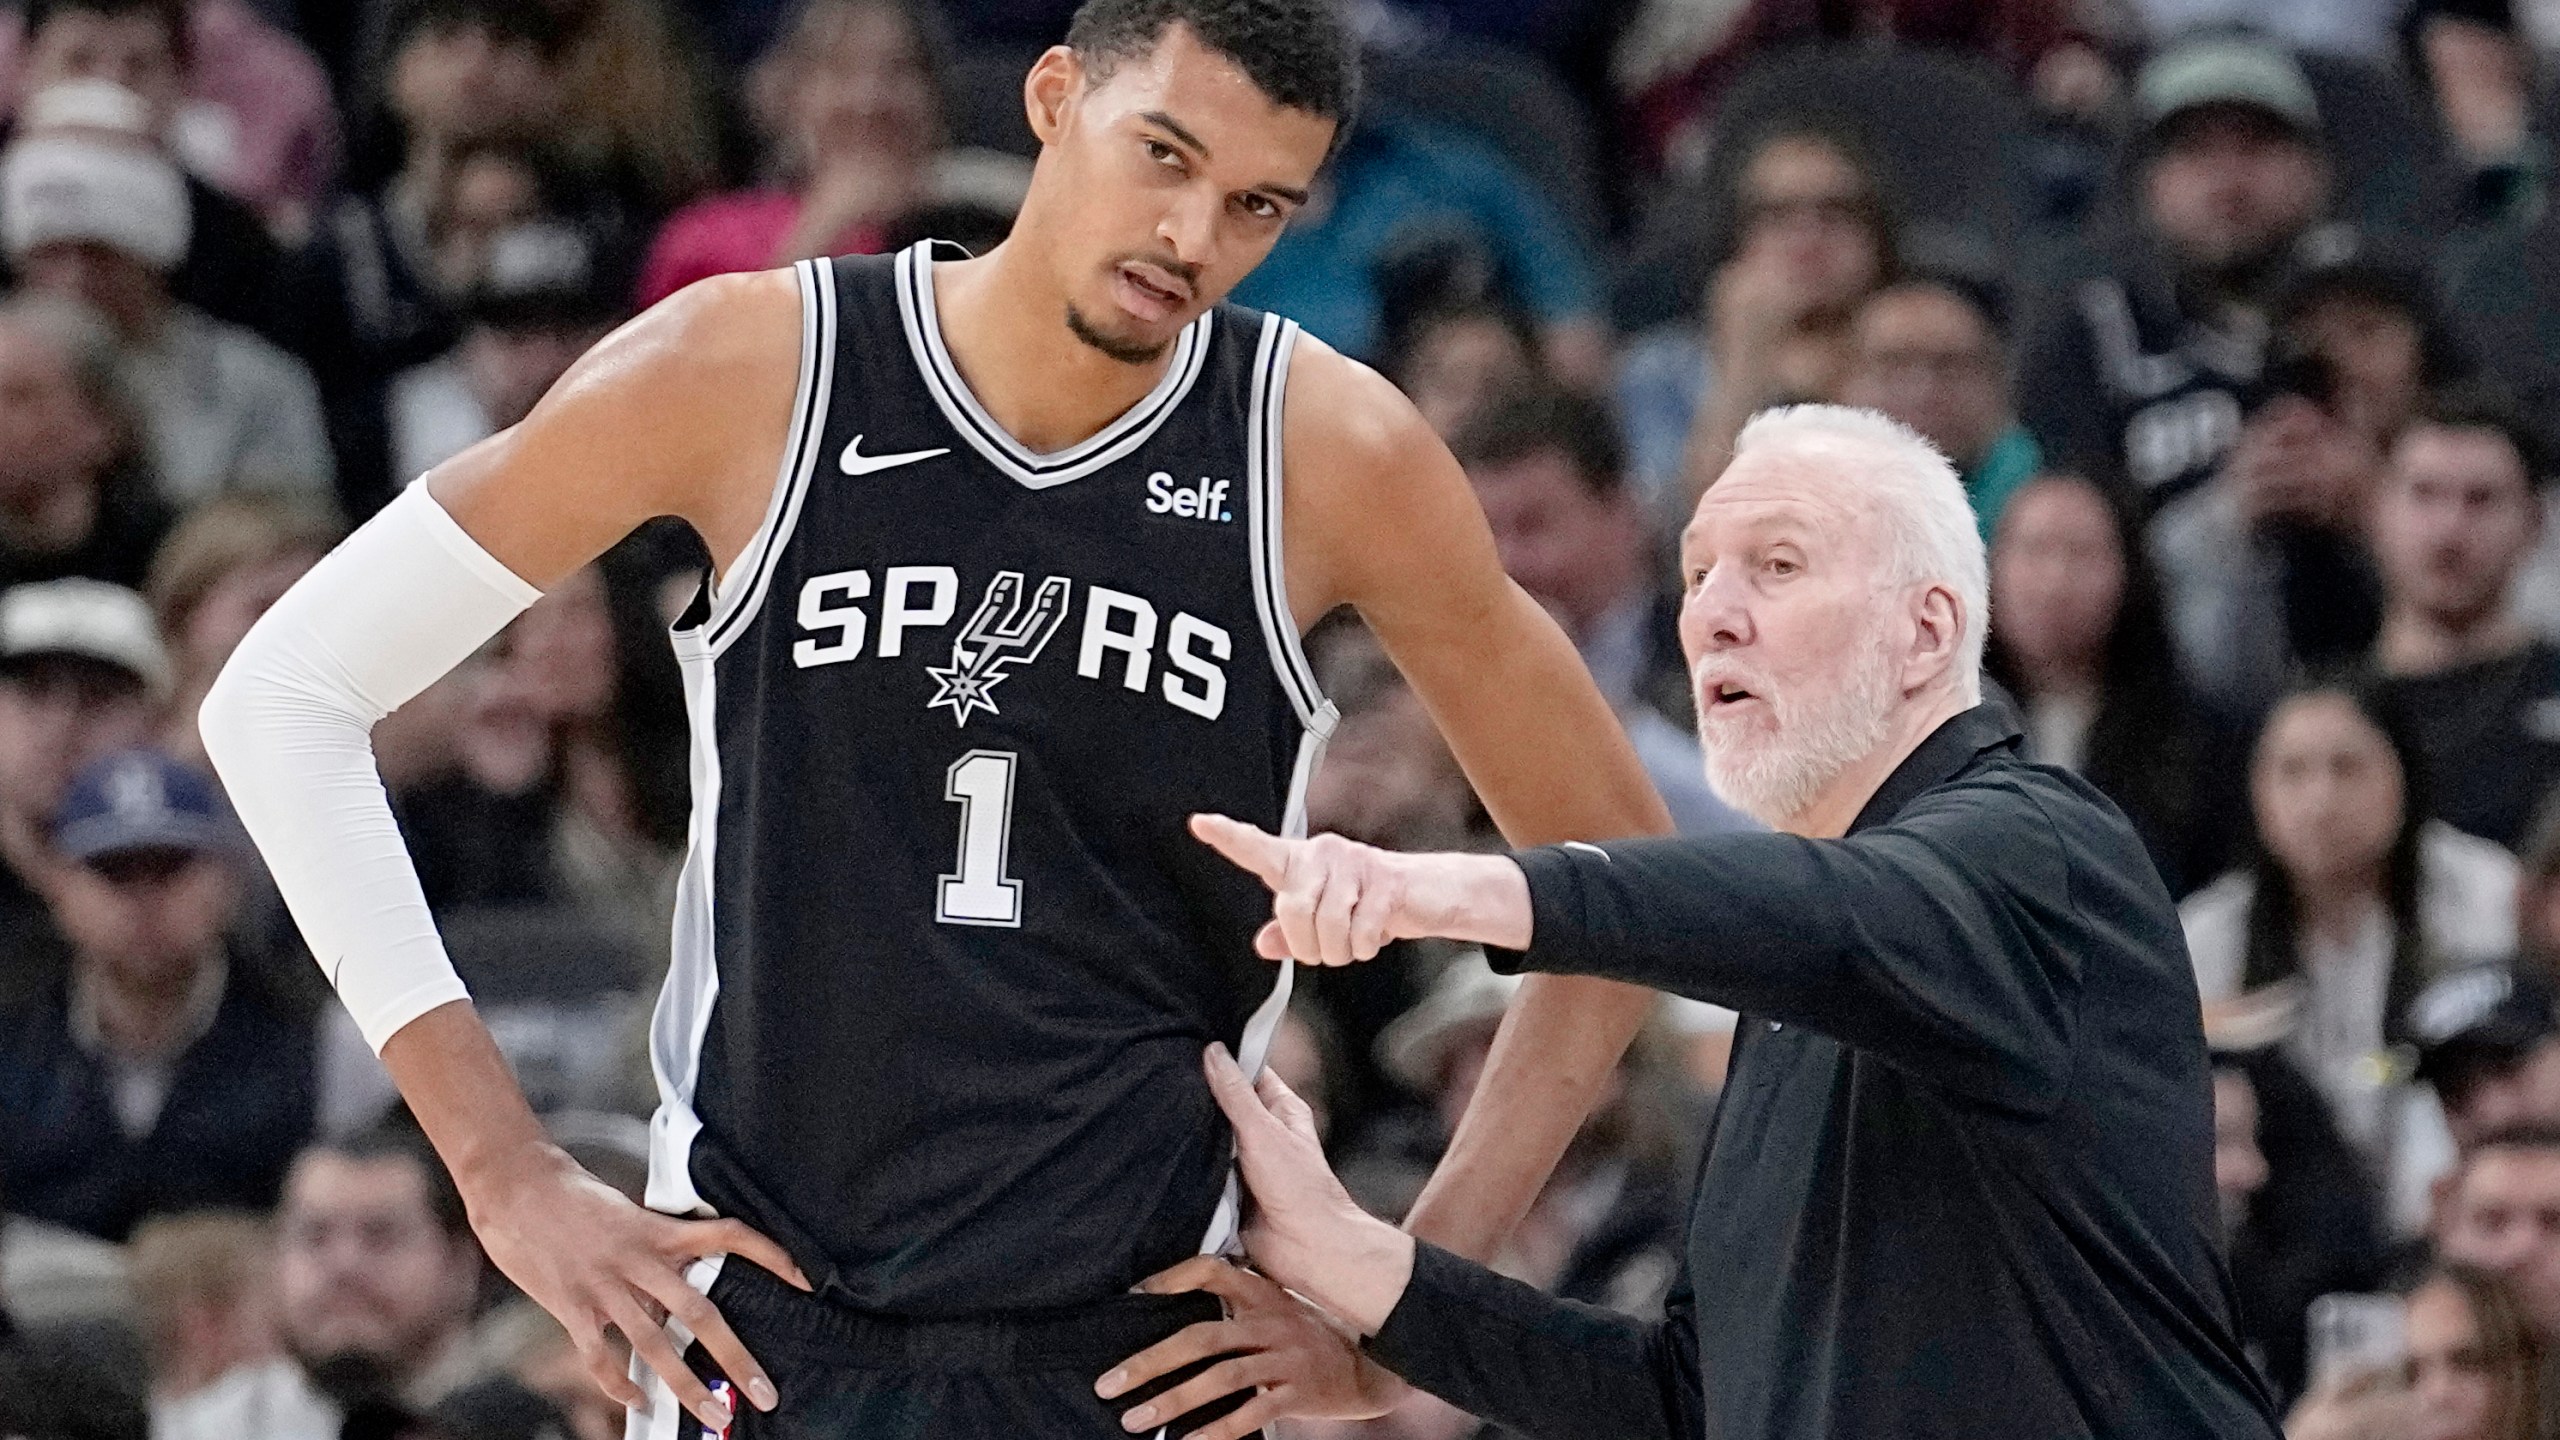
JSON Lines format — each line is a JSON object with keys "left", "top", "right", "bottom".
{"left": 1901, "top": 580, "right": 1965, "bottom": 697}
{"left": 1025, "top": 45, "right": 1082, "bottom": 146}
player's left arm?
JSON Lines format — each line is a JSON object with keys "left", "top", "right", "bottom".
{"left": 1280, "top": 340, "right": 1676, "bottom": 1261}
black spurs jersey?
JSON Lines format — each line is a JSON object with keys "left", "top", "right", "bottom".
{"left": 646, "top": 243, "right": 1333, "bottom": 1317}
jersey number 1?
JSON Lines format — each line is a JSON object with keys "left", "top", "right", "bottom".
{"left": 938, "top": 750, "right": 1023, "bottom": 927}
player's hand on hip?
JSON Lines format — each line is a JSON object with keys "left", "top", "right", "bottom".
{"left": 1188, "top": 814, "right": 1533, "bottom": 962}
{"left": 463, "top": 1145, "right": 811, "bottom": 1434}
{"left": 1095, "top": 1256, "right": 1402, "bottom": 1439}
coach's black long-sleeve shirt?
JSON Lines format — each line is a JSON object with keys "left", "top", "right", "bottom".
{"left": 1366, "top": 706, "right": 2281, "bottom": 1440}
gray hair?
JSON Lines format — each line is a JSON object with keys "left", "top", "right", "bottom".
{"left": 1732, "top": 404, "right": 1988, "bottom": 702}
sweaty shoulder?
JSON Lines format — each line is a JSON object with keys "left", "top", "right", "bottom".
{"left": 429, "top": 266, "right": 806, "bottom": 586}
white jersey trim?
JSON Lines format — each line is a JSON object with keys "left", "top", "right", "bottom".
{"left": 644, "top": 631, "right": 725, "bottom": 1218}
{"left": 894, "top": 242, "right": 1211, "bottom": 490}
{"left": 700, "top": 257, "right": 837, "bottom": 656}
{"left": 1202, "top": 313, "right": 1335, "bottom": 1260}
{"left": 1244, "top": 315, "right": 1328, "bottom": 730}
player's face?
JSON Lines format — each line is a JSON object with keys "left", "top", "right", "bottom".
{"left": 1023, "top": 25, "right": 1333, "bottom": 364}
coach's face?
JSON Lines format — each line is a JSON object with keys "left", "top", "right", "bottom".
{"left": 1022, "top": 24, "right": 1332, "bottom": 364}
{"left": 1679, "top": 452, "right": 1910, "bottom": 825}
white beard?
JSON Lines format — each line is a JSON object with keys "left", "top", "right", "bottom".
{"left": 1698, "top": 633, "right": 1902, "bottom": 826}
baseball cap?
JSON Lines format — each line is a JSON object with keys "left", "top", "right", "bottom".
{"left": 0, "top": 83, "right": 191, "bottom": 272}
{"left": 2409, "top": 961, "right": 2559, "bottom": 1091}
{"left": 2138, "top": 37, "right": 2324, "bottom": 141}
{"left": 51, "top": 749, "right": 234, "bottom": 863}
{"left": 0, "top": 579, "right": 171, "bottom": 695}
{"left": 0, "top": 573, "right": 172, "bottom": 691}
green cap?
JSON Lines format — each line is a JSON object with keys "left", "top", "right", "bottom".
{"left": 2137, "top": 37, "right": 2322, "bottom": 139}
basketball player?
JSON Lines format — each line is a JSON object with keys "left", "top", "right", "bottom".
{"left": 198, "top": 2, "right": 1672, "bottom": 1436}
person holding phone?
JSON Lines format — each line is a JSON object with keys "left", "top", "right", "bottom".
{"left": 2287, "top": 1263, "right": 2543, "bottom": 1440}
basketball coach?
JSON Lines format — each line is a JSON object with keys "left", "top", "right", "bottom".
{"left": 1128, "top": 406, "right": 2285, "bottom": 1439}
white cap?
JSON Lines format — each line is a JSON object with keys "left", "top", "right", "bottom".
{"left": 0, "top": 578, "right": 172, "bottom": 695}
{"left": 1, "top": 109, "right": 190, "bottom": 272}
{"left": 19, "top": 80, "right": 155, "bottom": 136}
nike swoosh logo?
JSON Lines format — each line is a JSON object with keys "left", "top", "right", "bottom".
{"left": 840, "top": 436, "right": 951, "bottom": 476}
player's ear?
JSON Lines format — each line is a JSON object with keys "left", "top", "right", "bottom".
{"left": 1025, "top": 45, "right": 1081, "bottom": 147}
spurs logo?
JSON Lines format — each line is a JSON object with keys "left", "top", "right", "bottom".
{"left": 925, "top": 572, "right": 1072, "bottom": 725}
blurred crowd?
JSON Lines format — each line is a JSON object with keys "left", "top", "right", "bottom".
{"left": 2, "top": 0, "right": 2560, "bottom": 1436}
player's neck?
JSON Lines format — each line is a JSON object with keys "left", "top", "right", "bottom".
{"left": 928, "top": 243, "right": 1183, "bottom": 455}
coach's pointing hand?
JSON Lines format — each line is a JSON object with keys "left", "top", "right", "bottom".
{"left": 1187, "top": 814, "right": 1534, "bottom": 963}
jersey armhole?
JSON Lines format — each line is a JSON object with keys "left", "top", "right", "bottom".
{"left": 674, "top": 257, "right": 838, "bottom": 652}
{"left": 1245, "top": 314, "right": 1335, "bottom": 745}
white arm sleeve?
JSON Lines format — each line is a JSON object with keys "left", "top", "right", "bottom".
{"left": 199, "top": 483, "right": 542, "bottom": 1052}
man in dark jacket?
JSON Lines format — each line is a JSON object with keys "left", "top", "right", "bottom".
{"left": 1104, "top": 403, "right": 2281, "bottom": 1440}
{"left": 0, "top": 748, "right": 313, "bottom": 1240}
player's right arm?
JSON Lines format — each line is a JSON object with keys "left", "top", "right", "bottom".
{"left": 199, "top": 269, "right": 811, "bottom": 1434}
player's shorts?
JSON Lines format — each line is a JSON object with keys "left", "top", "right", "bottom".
{"left": 628, "top": 1255, "right": 1262, "bottom": 1439}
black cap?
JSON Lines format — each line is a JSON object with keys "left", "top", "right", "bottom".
{"left": 2410, "top": 961, "right": 2560, "bottom": 1092}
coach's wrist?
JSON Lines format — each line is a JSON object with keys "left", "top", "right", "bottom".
{"left": 1413, "top": 854, "right": 1532, "bottom": 952}
{"left": 1272, "top": 1209, "right": 1414, "bottom": 1338}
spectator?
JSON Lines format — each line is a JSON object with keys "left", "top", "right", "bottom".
{"left": 2182, "top": 679, "right": 2511, "bottom": 1225}
{"left": 2410, "top": 962, "right": 2560, "bottom": 1154}
{"left": 306, "top": 0, "right": 568, "bottom": 512}
{"left": 1376, "top": 283, "right": 1541, "bottom": 441}
{"left": 1370, "top": 954, "right": 1697, "bottom": 1317}
{"left": 5, "top": 0, "right": 308, "bottom": 353}
{"left": 2371, "top": 391, "right": 2560, "bottom": 850}
{"left": 2410, "top": 1261, "right": 2546, "bottom": 1440}
{"left": 2275, "top": 249, "right": 2474, "bottom": 452}
{"left": 2151, "top": 345, "right": 2385, "bottom": 722}
{"left": 141, "top": 492, "right": 335, "bottom": 768}
{"left": 540, "top": 0, "right": 719, "bottom": 214}
{"left": 2285, "top": 1259, "right": 2546, "bottom": 1440}
{"left": 1618, "top": 119, "right": 1895, "bottom": 513}
{"left": 0, "top": 294, "right": 170, "bottom": 593}
{"left": 157, "top": 1123, "right": 482, "bottom": 1439}
{"left": 1986, "top": 471, "right": 2241, "bottom": 896}
{"left": 2437, "top": 1124, "right": 2560, "bottom": 1345}
{"left": 2211, "top": 1043, "right": 2392, "bottom": 1405}
{"left": 1446, "top": 384, "right": 1752, "bottom": 839}
{"left": 0, "top": 579, "right": 167, "bottom": 1006}
{"left": 0, "top": 81, "right": 333, "bottom": 508}
{"left": 638, "top": 0, "right": 1023, "bottom": 307}
{"left": 396, "top": 554, "right": 687, "bottom": 949}
{"left": 1833, "top": 272, "right": 2044, "bottom": 541}
{"left": 2403, "top": 0, "right": 2549, "bottom": 234}
{"left": 126, "top": 1211, "right": 283, "bottom": 1425}
{"left": 389, "top": 218, "right": 623, "bottom": 483}
{"left": 0, "top": 749, "right": 316, "bottom": 1242}
{"left": 1227, "top": 107, "right": 1607, "bottom": 383}
{"left": 2019, "top": 36, "right": 2335, "bottom": 512}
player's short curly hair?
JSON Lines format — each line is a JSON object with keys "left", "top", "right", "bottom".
{"left": 1065, "top": 0, "right": 1360, "bottom": 130}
